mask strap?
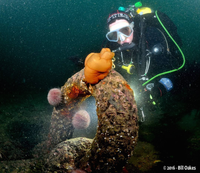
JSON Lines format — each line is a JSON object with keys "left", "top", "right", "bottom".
{"left": 129, "top": 22, "right": 134, "bottom": 28}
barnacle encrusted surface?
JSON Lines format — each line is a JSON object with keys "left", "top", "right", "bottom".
{"left": 46, "top": 69, "right": 138, "bottom": 173}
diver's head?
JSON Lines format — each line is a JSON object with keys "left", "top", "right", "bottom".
{"left": 106, "top": 10, "right": 134, "bottom": 45}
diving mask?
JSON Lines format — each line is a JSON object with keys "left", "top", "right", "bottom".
{"left": 106, "top": 25, "right": 133, "bottom": 42}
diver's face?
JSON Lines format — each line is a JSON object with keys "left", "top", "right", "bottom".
{"left": 109, "top": 19, "right": 134, "bottom": 45}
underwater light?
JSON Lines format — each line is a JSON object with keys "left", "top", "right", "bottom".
{"left": 151, "top": 43, "right": 164, "bottom": 55}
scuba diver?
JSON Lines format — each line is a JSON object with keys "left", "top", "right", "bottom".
{"left": 104, "top": 2, "right": 185, "bottom": 122}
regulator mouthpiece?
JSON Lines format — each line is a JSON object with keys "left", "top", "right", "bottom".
{"left": 112, "top": 42, "right": 135, "bottom": 52}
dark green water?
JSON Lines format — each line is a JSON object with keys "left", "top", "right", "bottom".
{"left": 1, "top": 0, "right": 200, "bottom": 92}
{"left": 0, "top": 0, "right": 200, "bottom": 172}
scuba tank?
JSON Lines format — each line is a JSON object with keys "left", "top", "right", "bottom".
{"left": 119, "top": 2, "right": 153, "bottom": 19}
{"left": 114, "top": 2, "right": 185, "bottom": 123}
